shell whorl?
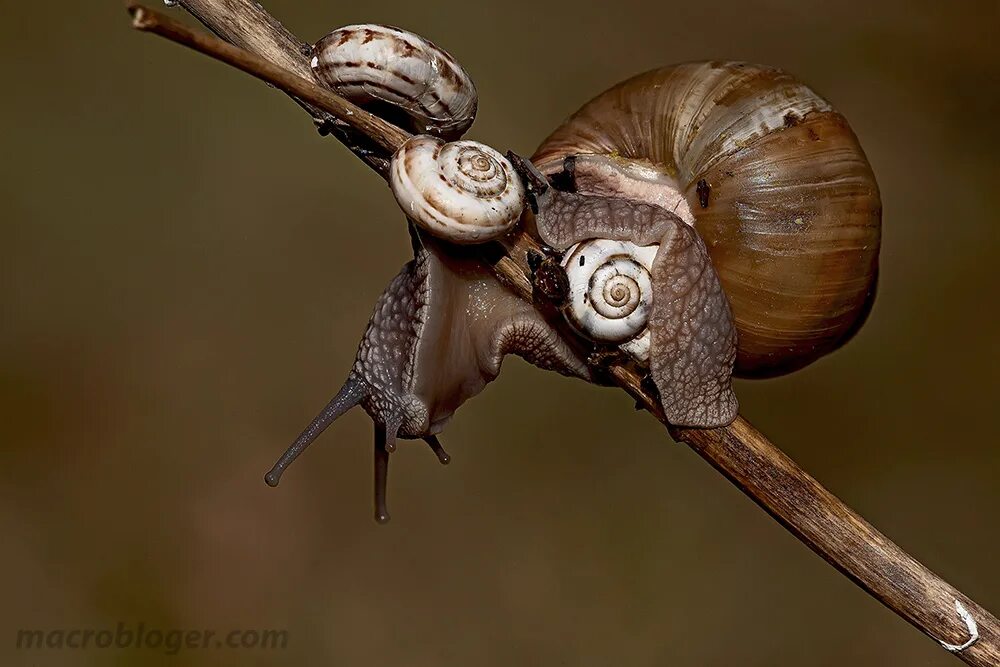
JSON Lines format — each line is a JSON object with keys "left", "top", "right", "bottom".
{"left": 534, "top": 62, "right": 881, "bottom": 378}
{"left": 389, "top": 135, "right": 526, "bottom": 244}
{"left": 561, "top": 239, "right": 657, "bottom": 360}
{"left": 311, "top": 24, "right": 478, "bottom": 140}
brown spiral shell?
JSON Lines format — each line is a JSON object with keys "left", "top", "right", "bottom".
{"left": 533, "top": 62, "right": 881, "bottom": 378}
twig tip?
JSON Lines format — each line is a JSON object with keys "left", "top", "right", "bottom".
{"left": 128, "top": 3, "right": 154, "bottom": 30}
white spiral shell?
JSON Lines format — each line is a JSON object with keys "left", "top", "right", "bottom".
{"left": 311, "top": 24, "right": 478, "bottom": 139}
{"left": 389, "top": 135, "right": 526, "bottom": 244}
{"left": 561, "top": 239, "right": 658, "bottom": 360}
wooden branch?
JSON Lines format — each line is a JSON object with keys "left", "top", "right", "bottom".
{"left": 141, "top": 0, "right": 400, "bottom": 174}
{"left": 128, "top": 4, "right": 999, "bottom": 665}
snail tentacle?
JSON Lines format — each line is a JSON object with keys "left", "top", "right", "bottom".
{"left": 265, "top": 233, "right": 589, "bottom": 520}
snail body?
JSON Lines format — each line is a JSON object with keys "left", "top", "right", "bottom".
{"left": 526, "top": 170, "right": 739, "bottom": 426}
{"left": 269, "top": 29, "right": 881, "bottom": 520}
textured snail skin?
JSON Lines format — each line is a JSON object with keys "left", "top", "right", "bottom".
{"left": 265, "top": 229, "right": 589, "bottom": 519}
{"left": 535, "top": 182, "right": 692, "bottom": 250}
{"left": 352, "top": 238, "right": 590, "bottom": 436}
{"left": 533, "top": 185, "right": 738, "bottom": 427}
{"left": 390, "top": 135, "right": 526, "bottom": 243}
{"left": 648, "top": 222, "right": 738, "bottom": 427}
{"left": 311, "top": 24, "right": 477, "bottom": 139}
{"left": 382, "top": 236, "right": 589, "bottom": 434}
{"left": 533, "top": 62, "right": 882, "bottom": 378}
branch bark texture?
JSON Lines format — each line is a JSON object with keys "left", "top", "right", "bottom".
{"left": 129, "top": 4, "right": 999, "bottom": 664}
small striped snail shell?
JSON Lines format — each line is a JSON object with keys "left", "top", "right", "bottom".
{"left": 389, "top": 135, "right": 526, "bottom": 243}
{"left": 311, "top": 24, "right": 477, "bottom": 140}
{"left": 561, "top": 239, "right": 657, "bottom": 361}
{"left": 534, "top": 62, "right": 882, "bottom": 378}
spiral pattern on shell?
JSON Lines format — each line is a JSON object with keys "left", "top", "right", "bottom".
{"left": 311, "top": 24, "right": 477, "bottom": 140}
{"left": 389, "top": 135, "right": 526, "bottom": 244}
{"left": 562, "top": 240, "right": 658, "bottom": 352}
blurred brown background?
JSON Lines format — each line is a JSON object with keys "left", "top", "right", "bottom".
{"left": 2, "top": 1, "right": 997, "bottom": 665}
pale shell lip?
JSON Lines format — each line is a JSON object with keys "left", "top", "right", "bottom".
{"left": 545, "top": 154, "right": 697, "bottom": 228}
{"left": 621, "top": 330, "right": 650, "bottom": 362}
{"left": 561, "top": 239, "right": 658, "bottom": 354}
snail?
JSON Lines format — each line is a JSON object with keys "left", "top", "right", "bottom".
{"left": 310, "top": 24, "right": 477, "bottom": 139}
{"left": 532, "top": 62, "right": 881, "bottom": 378}
{"left": 514, "top": 154, "right": 740, "bottom": 427}
{"left": 388, "top": 134, "right": 526, "bottom": 243}
{"left": 267, "top": 29, "right": 882, "bottom": 521}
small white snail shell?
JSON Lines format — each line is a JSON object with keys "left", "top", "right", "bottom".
{"left": 311, "top": 24, "right": 478, "bottom": 139}
{"left": 561, "top": 239, "right": 658, "bottom": 359}
{"left": 389, "top": 135, "right": 526, "bottom": 244}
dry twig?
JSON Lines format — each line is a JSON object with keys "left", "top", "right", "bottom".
{"left": 128, "top": 3, "right": 999, "bottom": 664}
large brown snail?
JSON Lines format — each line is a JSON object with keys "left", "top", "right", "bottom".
{"left": 265, "top": 24, "right": 882, "bottom": 522}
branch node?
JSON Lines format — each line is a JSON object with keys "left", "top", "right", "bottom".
{"left": 128, "top": 4, "right": 153, "bottom": 29}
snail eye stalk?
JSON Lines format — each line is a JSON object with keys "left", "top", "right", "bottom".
{"left": 423, "top": 435, "right": 451, "bottom": 465}
{"left": 372, "top": 422, "right": 397, "bottom": 524}
{"left": 264, "top": 378, "right": 366, "bottom": 487}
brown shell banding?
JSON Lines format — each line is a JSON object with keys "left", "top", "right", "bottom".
{"left": 533, "top": 61, "right": 881, "bottom": 378}
{"left": 312, "top": 24, "right": 477, "bottom": 140}
{"left": 534, "top": 62, "right": 833, "bottom": 179}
